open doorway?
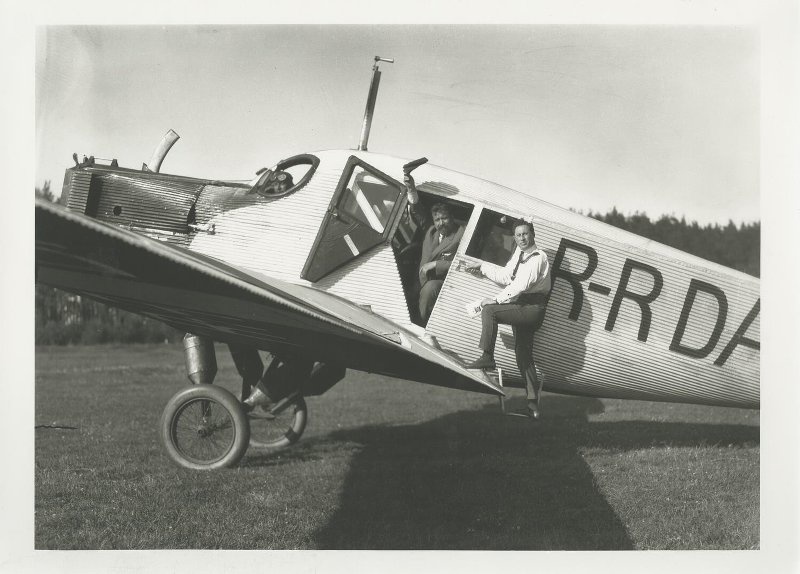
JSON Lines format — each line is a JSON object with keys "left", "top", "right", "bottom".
{"left": 390, "top": 191, "right": 473, "bottom": 326}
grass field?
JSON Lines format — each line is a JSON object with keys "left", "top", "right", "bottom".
{"left": 34, "top": 344, "right": 759, "bottom": 550}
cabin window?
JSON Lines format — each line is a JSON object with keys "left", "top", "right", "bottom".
{"left": 465, "top": 208, "right": 517, "bottom": 266}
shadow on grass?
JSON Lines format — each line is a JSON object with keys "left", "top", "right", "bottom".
{"left": 247, "top": 394, "right": 758, "bottom": 550}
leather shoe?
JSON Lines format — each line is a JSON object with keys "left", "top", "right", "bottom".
{"left": 466, "top": 354, "right": 496, "bottom": 370}
{"left": 243, "top": 385, "right": 274, "bottom": 412}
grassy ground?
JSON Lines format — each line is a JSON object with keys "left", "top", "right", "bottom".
{"left": 34, "top": 344, "right": 759, "bottom": 550}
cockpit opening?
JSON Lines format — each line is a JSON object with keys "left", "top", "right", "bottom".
{"left": 250, "top": 154, "right": 319, "bottom": 198}
{"left": 391, "top": 191, "right": 473, "bottom": 326}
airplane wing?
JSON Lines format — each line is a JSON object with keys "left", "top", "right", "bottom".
{"left": 35, "top": 199, "right": 502, "bottom": 396}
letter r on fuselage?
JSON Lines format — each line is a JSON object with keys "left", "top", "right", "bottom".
{"left": 551, "top": 238, "right": 598, "bottom": 321}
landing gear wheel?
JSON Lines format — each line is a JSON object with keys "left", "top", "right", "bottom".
{"left": 160, "top": 384, "right": 250, "bottom": 470}
{"left": 248, "top": 396, "right": 308, "bottom": 451}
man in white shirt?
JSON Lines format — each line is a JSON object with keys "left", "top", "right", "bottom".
{"left": 465, "top": 219, "right": 551, "bottom": 418}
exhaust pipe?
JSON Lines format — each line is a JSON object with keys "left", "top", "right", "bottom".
{"left": 143, "top": 129, "right": 180, "bottom": 173}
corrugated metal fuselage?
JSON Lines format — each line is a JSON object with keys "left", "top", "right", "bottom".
{"left": 62, "top": 149, "right": 760, "bottom": 409}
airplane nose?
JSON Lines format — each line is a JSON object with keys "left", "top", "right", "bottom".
{"left": 63, "top": 163, "right": 201, "bottom": 235}
{"left": 60, "top": 160, "right": 250, "bottom": 243}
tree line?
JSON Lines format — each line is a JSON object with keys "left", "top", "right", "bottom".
{"left": 586, "top": 207, "right": 759, "bottom": 277}
{"left": 35, "top": 183, "right": 760, "bottom": 345}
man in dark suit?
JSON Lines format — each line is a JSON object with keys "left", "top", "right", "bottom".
{"left": 417, "top": 203, "right": 464, "bottom": 323}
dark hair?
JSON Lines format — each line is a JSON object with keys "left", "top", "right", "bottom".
{"left": 512, "top": 218, "right": 535, "bottom": 236}
{"left": 430, "top": 203, "right": 452, "bottom": 217}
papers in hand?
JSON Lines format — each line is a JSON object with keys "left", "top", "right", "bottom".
{"left": 465, "top": 299, "right": 484, "bottom": 318}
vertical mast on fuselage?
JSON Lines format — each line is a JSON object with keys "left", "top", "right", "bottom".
{"left": 358, "top": 56, "right": 394, "bottom": 151}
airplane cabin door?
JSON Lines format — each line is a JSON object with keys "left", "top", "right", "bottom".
{"left": 302, "top": 156, "right": 407, "bottom": 283}
{"left": 425, "top": 206, "right": 528, "bottom": 385}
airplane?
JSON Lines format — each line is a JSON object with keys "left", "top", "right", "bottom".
{"left": 35, "top": 56, "right": 760, "bottom": 470}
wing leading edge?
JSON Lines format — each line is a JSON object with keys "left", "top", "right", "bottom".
{"left": 35, "top": 199, "right": 502, "bottom": 396}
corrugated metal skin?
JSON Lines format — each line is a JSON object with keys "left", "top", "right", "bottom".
{"left": 314, "top": 245, "right": 411, "bottom": 327}
{"left": 352, "top": 151, "right": 756, "bottom": 283}
{"left": 429, "top": 236, "right": 758, "bottom": 408}
{"left": 188, "top": 153, "right": 411, "bottom": 328}
{"left": 62, "top": 168, "right": 207, "bottom": 234}
{"left": 91, "top": 172, "right": 203, "bottom": 233}
{"left": 183, "top": 149, "right": 757, "bottom": 407}
{"left": 64, "top": 170, "right": 91, "bottom": 212}
{"left": 189, "top": 169, "right": 338, "bottom": 281}
{"left": 406, "top": 174, "right": 760, "bottom": 408}
{"left": 60, "top": 149, "right": 757, "bottom": 408}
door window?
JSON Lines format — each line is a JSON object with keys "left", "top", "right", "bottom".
{"left": 302, "top": 157, "right": 406, "bottom": 282}
{"left": 338, "top": 169, "right": 401, "bottom": 233}
{"left": 465, "top": 208, "right": 517, "bottom": 266}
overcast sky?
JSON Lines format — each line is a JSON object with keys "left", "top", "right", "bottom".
{"left": 36, "top": 25, "right": 759, "bottom": 225}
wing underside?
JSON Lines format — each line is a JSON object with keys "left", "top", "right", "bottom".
{"left": 35, "top": 200, "right": 502, "bottom": 396}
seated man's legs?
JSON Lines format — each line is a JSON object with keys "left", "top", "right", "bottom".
{"left": 418, "top": 279, "right": 444, "bottom": 323}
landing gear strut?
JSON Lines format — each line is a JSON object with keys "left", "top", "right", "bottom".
{"left": 159, "top": 334, "right": 311, "bottom": 470}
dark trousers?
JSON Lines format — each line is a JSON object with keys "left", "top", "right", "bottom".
{"left": 479, "top": 296, "right": 547, "bottom": 401}
{"left": 419, "top": 279, "right": 443, "bottom": 323}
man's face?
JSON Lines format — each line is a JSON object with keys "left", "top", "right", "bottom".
{"left": 514, "top": 224, "right": 534, "bottom": 250}
{"left": 432, "top": 211, "right": 455, "bottom": 236}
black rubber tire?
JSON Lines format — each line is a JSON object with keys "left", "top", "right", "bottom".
{"left": 248, "top": 396, "right": 308, "bottom": 451}
{"left": 160, "top": 384, "right": 250, "bottom": 470}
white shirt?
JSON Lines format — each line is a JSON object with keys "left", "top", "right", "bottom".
{"left": 480, "top": 243, "right": 551, "bottom": 304}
